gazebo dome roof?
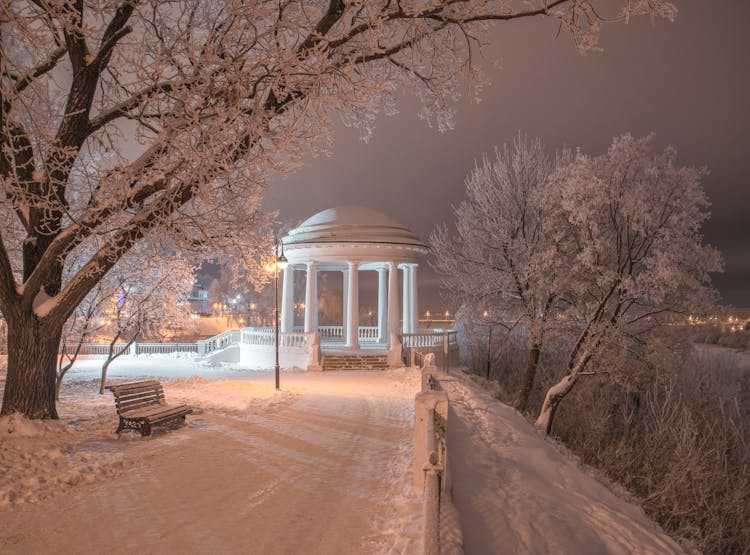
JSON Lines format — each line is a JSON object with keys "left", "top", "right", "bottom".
{"left": 284, "top": 205, "right": 427, "bottom": 249}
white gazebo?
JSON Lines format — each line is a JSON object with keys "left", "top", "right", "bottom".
{"left": 279, "top": 205, "right": 428, "bottom": 366}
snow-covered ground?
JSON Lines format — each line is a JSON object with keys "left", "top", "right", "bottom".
{"left": 61, "top": 353, "right": 254, "bottom": 381}
{"left": 1, "top": 356, "right": 693, "bottom": 554}
{"left": 0, "top": 360, "right": 423, "bottom": 554}
{"left": 441, "top": 369, "right": 685, "bottom": 555}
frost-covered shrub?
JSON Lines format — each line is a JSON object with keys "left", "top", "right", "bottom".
{"left": 467, "top": 325, "right": 750, "bottom": 554}
{"left": 553, "top": 352, "right": 750, "bottom": 555}
{"left": 691, "top": 323, "right": 722, "bottom": 344}
{"left": 717, "top": 330, "right": 750, "bottom": 351}
{"left": 455, "top": 305, "right": 540, "bottom": 401}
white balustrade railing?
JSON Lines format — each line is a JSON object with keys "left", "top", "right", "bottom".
{"left": 136, "top": 342, "right": 199, "bottom": 355}
{"left": 240, "top": 329, "right": 275, "bottom": 346}
{"left": 199, "top": 330, "right": 237, "bottom": 354}
{"left": 400, "top": 330, "right": 458, "bottom": 349}
{"left": 317, "top": 325, "right": 382, "bottom": 342}
{"left": 57, "top": 325, "right": 447, "bottom": 360}
{"left": 280, "top": 332, "right": 308, "bottom": 349}
{"left": 358, "top": 326, "right": 379, "bottom": 341}
{"left": 240, "top": 328, "right": 311, "bottom": 350}
{"left": 60, "top": 341, "right": 200, "bottom": 356}
{"left": 61, "top": 342, "right": 131, "bottom": 356}
{"left": 319, "top": 326, "right": 344, "bottom": 340}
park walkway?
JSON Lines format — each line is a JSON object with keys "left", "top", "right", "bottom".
{"left": 440, "top": 372, "right": 684, "bottom": 555}
{"left": 0, "top": 371, "right": 422, "bottom": 555}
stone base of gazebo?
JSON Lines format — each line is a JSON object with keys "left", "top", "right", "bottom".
{"left": 321, "top": 353, "right": 389, "bottom": 371}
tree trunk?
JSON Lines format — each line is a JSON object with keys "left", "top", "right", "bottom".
{"left": 99, "top": 332, "right": 137, "bottom": 394}
{"left": 514, "top": 343, "right": 540, "bottom": 413}
{"left": 535, "top": 373, "right": 578, "bottom": 435}
{"left": 56, "top": 338, "right": 84, "bottom": 401}
{"left": 1, "top": 312, "right": 62, "bottom": 419}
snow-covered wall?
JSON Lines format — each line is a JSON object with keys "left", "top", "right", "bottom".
{"left": 239, "top": 343, "right": 315, "bottom": 370}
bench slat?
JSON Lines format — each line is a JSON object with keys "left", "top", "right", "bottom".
{"left": 116, "top": 394, "right": 163, "bottom": 408}
{"left": 107, "top": 381, "right": 162, "bottom": 393}
{"left": 120, "top": 404, "right": 190, "bottom": 419}
{"left": 113, "top": 389, "right": 164, "bottom": 400}
{"left": 147, "top": 407, "right": 193, "bottom": 424}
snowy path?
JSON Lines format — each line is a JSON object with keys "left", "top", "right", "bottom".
{"left": 440, "top": 371, "right": 684, "bottom": 555}
{"left": 0, "top": 370, "right": 422, "bottom": 555}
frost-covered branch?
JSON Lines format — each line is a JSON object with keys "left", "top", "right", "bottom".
{"left": 0, "top": 0, "right": 679, "bottom": 418}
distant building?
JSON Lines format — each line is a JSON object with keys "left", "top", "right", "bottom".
{"left": 187, "top": 285, "right": 211, "bottom": 315}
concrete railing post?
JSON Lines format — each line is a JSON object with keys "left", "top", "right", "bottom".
{"left": 413, "top": 389, "right": 448, "bottom": 491}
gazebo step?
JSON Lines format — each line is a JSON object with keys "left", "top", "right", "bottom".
{"left": 322, "top": 354, "right": 389, "bottom": 371}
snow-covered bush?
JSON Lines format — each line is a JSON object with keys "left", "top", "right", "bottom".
{"left": 552, "top": 350, "right": 750, "bottom": 555}
{"left": 478, "top": 326, "right": 750, "bottom": 553}
{"left": 717, "top": 330, "right": 750, "bottom": 351}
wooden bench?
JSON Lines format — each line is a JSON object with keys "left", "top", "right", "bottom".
{"left": 106, "top": 380, "right": 192, "bottom": 437}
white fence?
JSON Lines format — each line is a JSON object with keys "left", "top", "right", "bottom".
{"left": 198, "top": 330, "right": 240, "bottom": 355}
{"left": 358, "top": 326, "right": 379, "bottom": 341}
{"left": 400, "top": 330, "right": 458, "bottom": 349}
{"left": 414, "top": 370, "right": 450, "bottom": 555}
{"left": 317, "top": 325, "right": 381, "bottom": 343}
{"left": 59, "top": 327, "right": 458, "bottom": 369}
{"left": 136, "top": 342, "right": 199, "bottom": 355}
{"left": 319, "top": 326, "right": 344, "bottom": 341}
{"left": 238, "top": 327, "right": 319, "bottom": 369}
{"left": 61, "top": 342, "right": 129, "bottom": 356}
{"left": 61, "top": 342, "right": 199, "bottom": 356}
{"left": 240, "top": 329, "right": 311, "bottom": 349}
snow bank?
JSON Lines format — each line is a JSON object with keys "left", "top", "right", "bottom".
{"left": 0, "top": 412, "right": 68, "bottom": 438}
{"left": 0, "top": 407, "right": 125, "bottom": 507}
{"left": 441, "top": 370, "right": 684, "bottom": 555}
{"left": 59, "top": 354, "right": 296, "bottom": 382}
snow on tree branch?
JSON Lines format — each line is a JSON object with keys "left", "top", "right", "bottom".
{"left": 0, "top": 0, "right": 677, "bottom": 418}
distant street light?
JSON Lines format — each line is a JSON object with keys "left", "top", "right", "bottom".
{"left": 274, "top": 237, "right": 289, "bottom": 391}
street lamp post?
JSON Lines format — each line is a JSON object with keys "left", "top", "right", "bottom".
{"left": 274, "top": 237, "right": 289, "bottom": 391}
{"left": 483, "top": 310, "right": 492, "bottom": 380}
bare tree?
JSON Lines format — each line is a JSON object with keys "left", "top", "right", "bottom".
{"left": 535, "top": 134, "right": 721, "bottom": 433}
{"left": 431, "top": 135, "right": 570, "bottom": 411}
{"left": 53, "top": 243, "right": 196, "bottom": 397}
{"left": 0, "top": 1, "right": 677, "bottom": 418}
{"left": 97, "top": 253, "right": 196, "bottom": 394}
{"left": 55, "top": 282, "right": 110, "bottom": 400}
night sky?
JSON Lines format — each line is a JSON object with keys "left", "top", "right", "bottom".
{"left": 264, "top": 0, "right": 750, "bottom": 312}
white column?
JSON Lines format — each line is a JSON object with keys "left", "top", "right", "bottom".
{"left": 281, "top": 265, "right": 295, "bottom": 332}
{"left": 387, "top": 262, "right": 402, "bottom": 366}
{"left": 346, "top": 261, "right": 359, "bottom": 349}
{"left": 402, "top": 265, "right": 410, "bottom": 333}
{"left": 387, "top": 262, "right": 399, "bottom": 339}
{"left": 342, "top": 267, "right": 349, "bottom": 340}
{"left": 304, "top": 262, "right": 318, "bottom": 333}
{"left": 377, "top": 267, "right": 387, "bottom": 343}
{"left": 410, "top": 264, "right": 419, "bottom": 333}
